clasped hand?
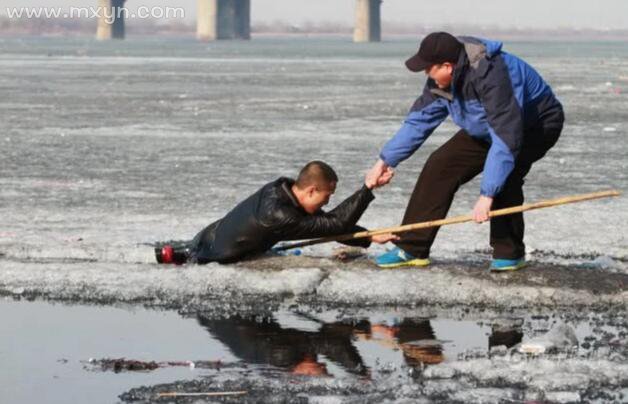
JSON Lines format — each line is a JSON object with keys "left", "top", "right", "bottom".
{"left": 365, "top": 159, "right": 394, "bottom": 189}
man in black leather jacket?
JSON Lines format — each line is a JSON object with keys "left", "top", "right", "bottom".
{"left": 156, "top": 161, "right": 396, "bottom": 264}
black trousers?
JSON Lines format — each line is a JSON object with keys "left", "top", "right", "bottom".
{"left": 395, "top": 125, "right": 562, "bottom": 260}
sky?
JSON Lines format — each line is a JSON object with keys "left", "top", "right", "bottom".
{"left": 3, "top": 0, "right": 628, "bottom": 30}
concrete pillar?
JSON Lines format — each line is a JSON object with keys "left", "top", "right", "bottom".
{"left": 96, "top": 0, "right": 112, "bottom": 40}
{"left": 197, "top": 0, "right": 250, "bottom": 41}
{"left": 110, "top": 0, "right": 126, "bottom": 39}
{"left": 353, "top": 0, "right": 382, "bottom": 43}
{"left": 96, "top": 0, "right": 126, "bottom": 40}
{"left": 197, "top": 0, "right": 216, "bottom": 41}
{"left": 234, "top": 0, "right": 251, "bottom": 40}
{"left": 216, "top": 0, "right": 236, "bottom": 39}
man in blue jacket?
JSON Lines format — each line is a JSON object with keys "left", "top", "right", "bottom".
{"left": 367, "top": 32, "right": 564, "bottom": 271}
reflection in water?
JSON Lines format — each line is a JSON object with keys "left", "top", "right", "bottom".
{"left": 197, "top": 315, "right": 370, "bottom": 377}
{"left": 489, "top": 320, "right": 524, "bottom": 350}
{"left": 354, "top": 319, "right": 443, "bottom": 366}
{"left": 197, "top": 313, "right": 524, "bottom": 378}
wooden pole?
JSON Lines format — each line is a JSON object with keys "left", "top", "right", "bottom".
{"left": 275, "top": 190, "right": 621, "bottom": 251}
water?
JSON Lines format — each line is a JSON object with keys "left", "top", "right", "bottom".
{"left": 1, "top": 298, "right": 626, "bottom": 403}
{"left": 0, "top": 299, "right": 234, "bottom": 404}
{"left": 0, "top": 36, "right": 627, "bottom": 402}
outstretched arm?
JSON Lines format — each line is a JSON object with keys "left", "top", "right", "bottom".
{"left": 278, "top": 185, "right": 375, "bottom": 242}
{"left": 369, "top": 81, "right": 449, "bottom": 187}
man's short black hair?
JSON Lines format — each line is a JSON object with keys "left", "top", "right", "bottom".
{"left": 295, "top": 161, "right": 338, "bottom": 189}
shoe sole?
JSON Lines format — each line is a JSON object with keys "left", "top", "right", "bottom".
{"left": 377, "top": 258, "right": 431, "bottom": 269}
{"left": 490, "top": 261, "right": 527, "bottom": 272}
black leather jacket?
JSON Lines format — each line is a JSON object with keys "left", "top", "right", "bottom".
{"left": 189, "top": 177, "right": 375, "bottom": 264}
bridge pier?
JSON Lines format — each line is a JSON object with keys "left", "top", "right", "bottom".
{"left": 96, "top": 0, "right": 126, "bottom": 40}
{"left": 353, "top": 0, "right": 382, "bottom": 42}
{"left": 197, "top": 0, "right": 251, "bottom": 41}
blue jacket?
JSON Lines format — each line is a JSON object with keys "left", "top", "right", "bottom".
{"left": 380, "top": 37, "right": 564, "bottom": 197}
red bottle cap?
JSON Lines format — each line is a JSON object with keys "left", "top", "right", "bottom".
{"left": 161, "top": 245, "right": 174, "bottom": 264}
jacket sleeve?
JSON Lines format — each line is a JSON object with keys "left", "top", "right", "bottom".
{"left": 379, "top": 81, "right": 449, "bottom": 168}
{"left": 339, "top": 225, "right": 371, "bottom": 248}
{"left": 476, "top": 55, "right": 524, "bottom": 197}
{"left": 277, "top": 185, "right": 375, "bottom": 242}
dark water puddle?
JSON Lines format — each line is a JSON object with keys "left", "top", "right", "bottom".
{"left": 1, "top": 298, "right": 625, "bottom": 403}
{"left": 0, "top": 299, "right": 235, "bottom": 404}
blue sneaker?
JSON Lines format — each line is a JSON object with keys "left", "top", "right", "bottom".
{"left": 490, "top": 257, "right": 526, "bottom": 272}
{"left": 375, "top": 247, "right": 430, "bottom": 269}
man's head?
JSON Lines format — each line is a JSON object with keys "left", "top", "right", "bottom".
{"left": 292, "top": 354, "right": 329, "bottom": 377}
{"left": 292, "top": 161, "right": 338, "bottom": 214}
{"left": 405, "top": 32, "right": 462, "bottom": 89}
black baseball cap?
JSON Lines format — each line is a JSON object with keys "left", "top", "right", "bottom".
{"left": 405, "top": 32, "right": 463, "bottom": 72}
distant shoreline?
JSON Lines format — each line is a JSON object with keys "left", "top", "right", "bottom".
{"left": 1, "top": 17, "right": 627, "bottom": 41}
{"left": 255, "top": 32, "right": 628, "bottom": 42}
{"left": 1, "top": 32, "right": 627, "bottom": 42}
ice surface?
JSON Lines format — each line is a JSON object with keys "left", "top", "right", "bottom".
{"left": 0, "top": 38, "right": 626, "bottom": 310}
{"left": 421, "top": 357, "right": 628, "bottom": 402}
{"left": 121, "top": 355, "right": 628, "bottom": 403}
{"left": 1, "top": 36, "right": 626, "bottom": 404}
{"left": 0, "top": 259, "right": 326, "bottom": 307}
{"left": 1, "top": 255, "right": 626, "bottom": 310}
{"left": 519, "top": 323, "right": 579, "bottom": 354}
